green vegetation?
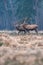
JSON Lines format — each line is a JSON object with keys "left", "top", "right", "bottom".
{"left": 0, "top": 42, "right": 3, "bottom": 46}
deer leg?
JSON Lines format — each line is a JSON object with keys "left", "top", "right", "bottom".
{"left": 28, "top": 30, "right": 30, "bottom": 33}
{"left": 24, "top": 30, "right": 26, "bottom": 34}
{"left": 35, "top": 28, "right": 38, "bottom": 34}
{"left": 18, "top": 31, "right": 21, "bottom": 35}
{"left": 26, "top": 29, "right": 30, "bottom": 34}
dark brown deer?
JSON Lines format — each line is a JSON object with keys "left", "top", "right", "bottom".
{"left": 15, "top": 24, "right": 26, "bottom": 34}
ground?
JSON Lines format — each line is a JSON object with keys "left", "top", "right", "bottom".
{"left": 0, "top": 32, "right": 43, "bottom": 65}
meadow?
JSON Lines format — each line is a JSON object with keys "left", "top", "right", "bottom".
{"left": 0, "top": 31, "right": 43, "bottom": 65}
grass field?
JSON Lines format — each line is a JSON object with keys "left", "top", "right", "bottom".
{"left": 0, "top": 31, "right": 43, "bottom": 65}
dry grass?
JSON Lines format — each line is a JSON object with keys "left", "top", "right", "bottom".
{"left": 0, "top": 33, "right": 43, "bottom": 65}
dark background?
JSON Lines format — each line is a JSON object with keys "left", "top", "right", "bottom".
{"left": 0, "top": 0, "right": 43, "bottom": 30}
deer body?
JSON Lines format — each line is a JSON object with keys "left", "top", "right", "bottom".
{"left": 15, "top": 24, "right": 38, "bottom": 34}
{"left": 23, "top": 24, "right": 38, "bottom": 33}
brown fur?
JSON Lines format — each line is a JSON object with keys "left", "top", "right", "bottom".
{"left": 23, "top": 24, "right": 38, "bottom": 29}
{"left": 23, "top": 24, "right": 38, "bottom": 33}
{"left": 15, "top": 23, "right": 38, "bottom": 34}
